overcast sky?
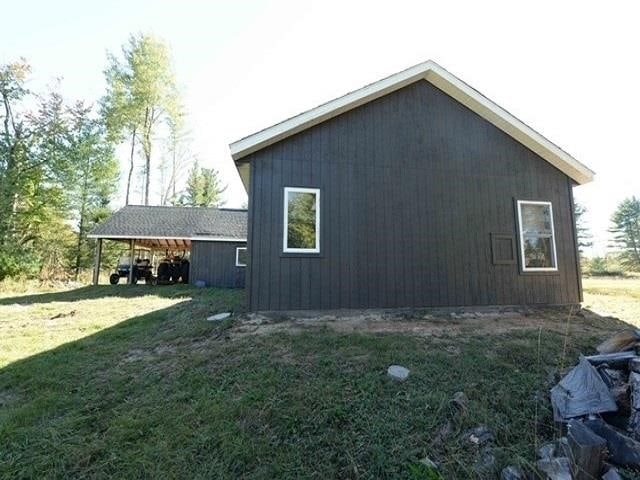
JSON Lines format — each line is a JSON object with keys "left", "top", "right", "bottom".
{"left": 3, "top": 0, "right": 638, "bottom": 255}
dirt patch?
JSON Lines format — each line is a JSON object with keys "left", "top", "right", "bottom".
{"left": 120, "top": 345, "right": 178, "bottom": 364}
{"left": 228, "top": 307, "right": 613, "bottom": 339}
{"left": 121, "top": 349, "right": 150, "bottom": 363}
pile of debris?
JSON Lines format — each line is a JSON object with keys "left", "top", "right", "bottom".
{"left": 547, "top": 329, "right": 640, "bottom": 479}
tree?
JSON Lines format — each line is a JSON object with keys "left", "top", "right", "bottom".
{"left": 101, "top": 53, "right": 138, "bottom": 205}
{"left": 0, "top": 61, "right": 73, "bottom": 279}
{"left": 179, "top": 161, "right": 227, "bottom": 207}
{"left": 66, "top": 101, "right": 119, "bottom": 279}
{"left": 159, "top": 114, "right": 192, "bottom": 205}
{"left": 101, "top": 33, "right": 181, "bottom": 205}
{"left": 0, "top": 59, "right": 120, "bottom": 281}
{"left": 610, "top": 196, "right": 640, "bottom": 270}
{"left": 0, "top": 59, "right": 33, "bottom": 253}
{"left": 574, "top": 201, "right": 592, "bottom": 255}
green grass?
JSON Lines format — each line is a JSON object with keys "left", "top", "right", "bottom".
{"left": 583, "top": 277, "right": 640, "bottom": 327}
{"left": 0, "top": 282, "right": 635, "bottom": 478}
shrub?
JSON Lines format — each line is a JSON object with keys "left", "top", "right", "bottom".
{"left": 583, "top": 255, "right": 624, "bottom": 277}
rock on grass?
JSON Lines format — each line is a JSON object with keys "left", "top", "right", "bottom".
{"left": 387, "top": 365, "right": 410, "bottom": 381}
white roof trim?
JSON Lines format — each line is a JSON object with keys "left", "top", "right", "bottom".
{"left": 230, "top": 60, "right": 594, "bottom": 185}
{"left": 87, "top": 234, "right": 246, "bottom": 242}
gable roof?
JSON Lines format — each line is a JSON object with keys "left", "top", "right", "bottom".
{"left": 88, "top": 206, "right": 247, "bottom": 242}
{"left": 230, "top": 60, "right": 594, "bottom": 186}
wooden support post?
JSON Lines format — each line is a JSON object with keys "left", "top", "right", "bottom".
{"left": 586, "top": 418, "right": 640, "bottom": 469}
{"left": 567, "top": 419, "right": 606, "bottom": 480}
{"left": 128, "top": 239, "right": 135, "bottom": 285}
{"left": 92, "top": 238, "right": 103, "bottom": 286}
{"left": 629, "top": 372, "right": 640, "bottom": 440}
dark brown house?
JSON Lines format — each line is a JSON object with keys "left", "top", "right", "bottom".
{"left": 230, "top": 61, "right": 595, "bottom": 311}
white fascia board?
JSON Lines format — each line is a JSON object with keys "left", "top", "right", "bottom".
{"left": 87, "top": 234, "right": 247, "bottom": 242}
{"left": 190, "top": 236, "right": 247, "bottom": 242}
{"left": 229, "top": 60, "right": 594, "bottom": 185}
{"left": 236, "top": 162, "right": 250, "bottom": 193}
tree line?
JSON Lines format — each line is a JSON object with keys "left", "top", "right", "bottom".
{"left": 2, "top": 33, "right": 639, "bottom": 282}
{"left": 578, "top": 197, "right": 640, "bottom": 276}
{"left": 0, "top": 33, "right": 226, "bottom": 281}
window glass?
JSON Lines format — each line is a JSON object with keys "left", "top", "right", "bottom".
{"left": 522, "top": 236, "right": 554, "bottom": 268}
{"left": 518, "top": 202, "right": 557, "bottom": 270}
{"left": 236, "top": 247, "right": 247, "bottom": 267}
{"left": 284, "top": 188, "right": 319, "bottom": 252}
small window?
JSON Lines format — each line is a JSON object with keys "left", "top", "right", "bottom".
{"left": 283, "top": 187, "right": 320, "bottom": 253}
{"left": 517, "top": 200, "right": 558, "bottom": 272}
{"left": 235, "top": 247, "right": 247, "bottom": 267}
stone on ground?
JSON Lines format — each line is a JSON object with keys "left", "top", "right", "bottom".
{"left": 500, "top": 465, "right": 526, "bottom": 480}
{"left": 538, "top": 442, "right": 557, "bottom": 460}
{"left": 387, "top": 365, "right": 410, "bottom": 381}
{"left": 536, "top": 457, "right": 572, "bottom": 480}
{"left": 206, "top": 312, "right": 231, "bottom": 321}
{"left": 464, "top": 426, "right": 495, "bottom": 447}
{"left": 452, "top": 391, "right": 469, "bottom": 411}
{"left": 602, "top": 466, "right": 623, "bottom": 480}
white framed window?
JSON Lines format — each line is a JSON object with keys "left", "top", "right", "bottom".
{"left": 516, "top": 200, "right": 558, "bottom": 272}
{"left": 235, "top": 247, "right": 247, "bottom": 267}
{"left": 283, "top": 187, "right": 320, "bottom": 253}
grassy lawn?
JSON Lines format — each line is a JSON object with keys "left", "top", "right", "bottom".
{"left": 0, "top": 280, "right": 637, "bottom": 478}
{"left": 583, "top": 276, "right": 640, "bottom": 326}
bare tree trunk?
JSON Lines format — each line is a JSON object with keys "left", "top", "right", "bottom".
{"left": 171, "top": 142, "right": 176, "bottom": 203}
{"left": 74, "top": 172, "right": 89, "bottom": 280}
{"left": 144, "top": 152, "right": 151, "bottom": 205}
{"left": 125, "top": 128, "right": 136, "bottom": 205}
{"left": 142, "top": 107, "right": 151, "bottom": 206}
{"left": 74, "top": 211, "right": 84, "bottom": 281}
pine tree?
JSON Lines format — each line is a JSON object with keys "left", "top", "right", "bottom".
{"left": 610, "top": 197, "right": 640, "bottom": 270}
{"left": 574, "top": 201, "right": 592, "bottom": 255}
{"left": 180, "top": 161, "right": 227, "bottom": 207}
{"left": 67, "top": 101, "right": 119, "bottom": 279}
{"left": 0, "top": 61, "right": 74, "bottom": 278}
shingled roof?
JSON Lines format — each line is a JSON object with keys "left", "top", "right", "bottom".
{"left": 88, "top": 206, "right": 247, "bottom": 248}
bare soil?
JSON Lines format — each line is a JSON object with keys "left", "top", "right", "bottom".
{"left": 231, "top": 306, "right": 619, "bottom": 339}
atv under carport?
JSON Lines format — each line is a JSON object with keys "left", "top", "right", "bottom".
{"left": 109, "top": 256, "right": 154, "bottom": 285}
{"left": 109, "top": 253, "right": 190, "bottom": 285}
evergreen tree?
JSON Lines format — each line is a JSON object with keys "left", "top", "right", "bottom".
{"left": 67, "top": 101, "right": 119, "bottom": 279}
{"left": 0, "top": 59, "right": 120, "bottom": 280}
{"left": 0, "top": 61, "right": 73, "bottom": 278}
{"left": 574, "top": 201, "right": 592, "bottom": 255}
{"left": 180, "top": 161, "right": 227, "bottom": 207}
{"left": 610, "top": 196, "right": 640, "bottom": 270}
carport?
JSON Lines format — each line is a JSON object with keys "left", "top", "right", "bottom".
{"left": 88, "top": 206, "right": 248, "bottom": 287}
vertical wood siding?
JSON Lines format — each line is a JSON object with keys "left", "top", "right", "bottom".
{"left": 246, "top": 80, "right": 582, "bottom": 310}
{"left": 190, "top": 241, "right": 246, "bottom": 288}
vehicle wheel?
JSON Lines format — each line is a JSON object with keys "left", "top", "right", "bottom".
{"left": 109, "top": 274, "right": 120, "bottom": 285}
